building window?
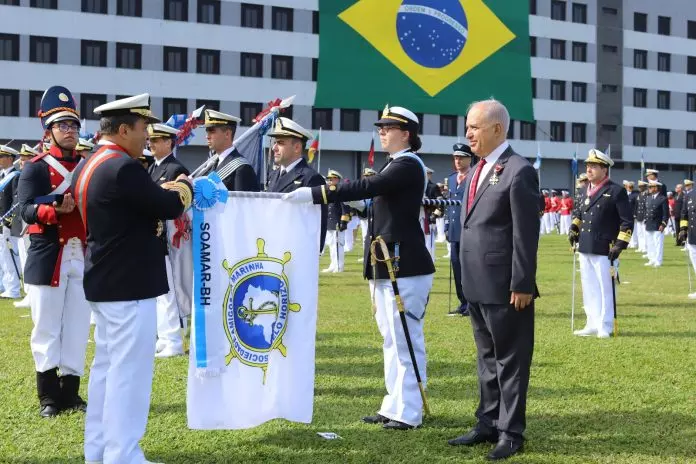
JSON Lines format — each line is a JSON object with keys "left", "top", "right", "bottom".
{"left": 688, "top": 56, "right": 696, "bottom": 75}
{"left": 163, "top": 46, "right": 187, "bottom": 72}
{"left": 163, "top": 98, "right": 187, "bottom": 117}
{"left": 551, "top": 0, "right": 565, "bottom": 20}
{"left": 550, "top": 80, "right": 565, "bottom": 101}
{"left": 30, "top": 0, "right": 56, "bottom": 8}
{"left": 530, "top": 36, "right": 536, "bottom": 57}
{"left": 572, "top": 42, "right": 587, "bottom": 62}
{"left": 197, "top": 0, "right": 220, "bottom": 24}
{"left": 117, "top": 0, "right": 142, "bottom": 17}
{"left": 0, "top": 0, "right": 20, "bottom": 5}
{"left": 520, "top": 121, "right": 536, "bottom": 140}
{"left": 633, "top": 128, "right": 646, "bottom": 146}
{"left": 688, "top": 93, "right": 696, "bottom": 112}
{"left": 0, "top": 89, "right": 19, "bottom": 116}
{"left": 340, "top": 109, "right": 360, "bottom": 132}
{"left": 271, "top": 55, "right": 293, "bottom": 79}
{"left": 602, "top": 84, "right": 618, "bottom": 93}
{"left": 116, "top": 43, "right": 141, "bottom": 69}
{"left": 529, "top": 0, "right": 536, "bottom": 15}
{"left": 29, "top": 36, "right": 57, "bottom": 63}
{"left": 82, "top": 0, "right": 107, "bottom": 13}
{"left": 81, "top": 93, "right": 107, "bottom": 120}
{"left": 312, "top": 108, "right": 333, "bottom": 130}
{"left": 602, "top": 44, "right": 617, "bottom": 53}
{"left": 0, "top": 34, "right": 19, "bottom": 61}
{"left": 531, "top": 78, "right": 536, "bottom": 98}
{"left": 572, "top": 123, "right": 586, "bottom": 143}
{"left": 657, "top": 129, "right": 670, "bottom": 148}
{"left": 195, "top": 99, "right": 219, "bottom": 112}
{"left": 272, "top": 7, "right": 293, "bottom": 31}
{"left": 282, "top": 106, "right": 293, "bottom": 121}
{"left": 312, "top": 58, "right": 318, "bottom": 81}
{"left": 688, "top": 131, "right": 696, "bottom": 149}
{"left": 551, "top": 39, "right": 566, "bottom": 60}
{"left": 29, "top": 90, "right": 43, "bottom": 117}
{"left": 571, "top": 82, "right": 586, "bottom": 102}
{"left": 658, "top": 16, "right": 670, "bottom": 35}
{"left": 439, "top": 115, "right": 457, "bottom": 136}
{"left": 507, "top": 120, "right": 515, "bottom": 139}
{"left": 197, "top": 49, "right": 220, "bottom": 74}
{"left": 550, "top": 122, "right": 565, "bottom": 142}
{"left": 240, "top": 102, "right": 263, "bottom": 125}
{"left": 241, "top": 53, "right": 263, "bottom": 77}
{"left": 601, "top": 124, "right": 617, "bottom": 132}
{"left": 657, "top": 52, "right": 671, "bottom": 72}
{"left": 81, "top": 40, "right": 107, "bottom": 67}
{"left": 312, "top": 10, "right": 319, "bottom": 34}
{"left": 657, "top": 90, "right": 671, "bottom": 110}
{"left": 602, "top": 6, "right": 617, "bottom": 15}
{"left": 689, "top": 20, "right": 696, "bottom": 40}
{"left": 634, "top": 50, "right": 647, "bottom": 69}
{"left": 634, "top": 12, "right": 647, "bottom": 32}
{"left": 241, "top": 3, "right": 263, "bottom": 28}
{"left": 571, "top": 3, "right": 586, "bottom": 23}
{"left": 633, "top": 88, "right": 647, "bottom": 107}
{"left": 164, "top": 0, "right": 188, "bottom": 21}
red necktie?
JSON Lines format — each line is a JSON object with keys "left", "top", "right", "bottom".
{"left": 467, "top": 159, "right": 487, "bottom": 211}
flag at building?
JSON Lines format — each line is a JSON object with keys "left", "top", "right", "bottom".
{"left": 571, "top": 148, "right": 578, "bottom": 178}
{"left": 367, "top": 136, "right": 375, "bottom": 167}
{"left": 640, "top": 149, "right": 645, "bottom": 179}
{"left": 308, "top": 134, "right": 319, "bottom": 164}
{"left": 315, "top": 0, "right": 534, "bottom": 120}
{"left": 533, "top": 142, "right": 542, "bottom": 170}
{"left": 187, "top": 187, "right": 321, "bottom": 430}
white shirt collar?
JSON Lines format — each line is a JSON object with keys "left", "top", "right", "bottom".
{"left": 479, "top": 140, "right": 509, "bottom": 167}
{"left": 281, "top": 157, "right": 303, "bottom": 174}
{"left": 389, "top": 148, "right": 412, "bottom": 159}
{"left": 154, "top": 153, "right": 173, "bottom": 167}
{"left": 218, "top": 145, "right": 236, "bottom": 163}
{"left": 2, "top": 167, "right": 14, "bottom": 175}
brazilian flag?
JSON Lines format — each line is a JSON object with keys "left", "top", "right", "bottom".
{"left": 315, "top": 0, "right": 534, "bottom": 121}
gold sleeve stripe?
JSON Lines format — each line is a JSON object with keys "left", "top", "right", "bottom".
{"left": 321, "top": 184, "right": 328, "bottom": 204}
{"left": 572, "top": 218, "right": 582, "bottom": 227}
{"left": 617, "top": 231, "right": 632, "bottom": 242}
{"left": 681, "top": 220, "right": 689, "bottom": 228}
{"left": 169, "top": 181, "right": 193, "bottom": 210}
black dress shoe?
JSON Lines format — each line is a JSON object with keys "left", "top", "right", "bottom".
{"left": 486, "top": 438, "right": 523, "bottom": 460}
{"left": 362, "top": 413, "right": 389, "bottom": 424}
{"left": 39, "top": 404, "right": 61, "bottom": 418}
{"left": 63, "top": 395, "right": 87, "bottom": 412}
{"left": 448, "top": 428, "right": 498, "bottom": 446}
{"left": 383, "top": 420, "right": 416, "bottom": 430}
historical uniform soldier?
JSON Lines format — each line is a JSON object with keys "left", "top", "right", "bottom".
{"left": 679, "top": 184, "right": 696, "bottom": 298}
{"left": 17, "top": 86, "right": 91, "bottom": 417}
{"left": 0, "top": 145, "right": 22, "bottom": 299}
{"left": 445, "top": 143, "right": 473, "bottom": 316}
{"left": 75, "top": 138, "right": 95, "bottom": 159}
{"left": 559, "top": 190, "right": 573, "bottom": 235}
{"left": 569, "top": 149, "right": 633, "bottom": 338}
{"left": 541, "top": 189, "right": 551, "bottom": 234}
{"left": 147, "top": 123, "right": 190, "bottom": 358}
{"left": 202, "top": 109, "right": 259, "bottom": 192}
{"left": 322, "top": 170, "right": 350, "bottom": 273}
{"left": 72, "top": 94, "right": 193, "bottom": 464}
{"left": 284, "top": 105, "right": 434, "bottom": 430}
{"left": 635, "top": 180, "right": 649, "bottom": 254}
{"left": 643, "top": 180, "right": 668, "bottom": 267}
{"left": 267, "top": 117, "right": 327, "bottom": 250}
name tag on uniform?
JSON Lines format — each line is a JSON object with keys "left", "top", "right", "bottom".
{"left": 159, "top": 177, "right": 166, "bottom": 181}
{"left": 603, "top": 193, "right": 610, "bottom": 197}
{"left": 294, "top": 181, "right": 302, "bottom": 185}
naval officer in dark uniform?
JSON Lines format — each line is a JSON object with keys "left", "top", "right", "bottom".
{"left": 72, "top": 94, "right": 193, "bottom": 464}
{"left": 0, "top": 144, "right": 21, "bottom": 299}
{"left": 283, "top": 105, "right": 435, "bottom": 430}
{"left": 202, "top": 109, "right": 259, "bottom": 192}
{"left": 322, "top": 170, "right": 350, "bottom": 273}
{"left": 266, "top": 117, "right": 327, "bottom": 250}
{"left": 635, "top": 181, "right": 648, "bottom": 254}
{"left": 643, "top": 180, "right": 668, "bottom": 267}
{"left": 679, "top": 184, "right": 696, "bottom": 298}
{"left": 569, "top": 149, "right": 633, "bottom": 338}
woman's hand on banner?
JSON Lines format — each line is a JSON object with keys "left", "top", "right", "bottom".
{"left": 282, "top": 187, "right": 313, "bottom": 204}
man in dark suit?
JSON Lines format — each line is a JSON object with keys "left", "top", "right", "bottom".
{"left": 448, "top": 100, "right": 540, "bottom": 461}
{"left": 445, "top": 143, "right": 473, "bottom": 316}
{"left": 203, "top": 109, "right": 259, "bottom": 192}
{"left": 643, "top": 180, "right": 669, "bottom": 267}
{"left": 147, "top": 123, "right": 191, "bottom": 358}
{"left": 266, "top": 117, "right": 327, "bottom": 250}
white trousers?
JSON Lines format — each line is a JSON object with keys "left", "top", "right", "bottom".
{"left": 85, "top": 298, "right": 157, "bottom": 464}
{"left": 687, "top": 244, "right": 696, "bottom": 275}
{"left": 156, "top": 256, "right": 182, "bottom": 352}
{"left": 435, "top": 217, "right": 446, "bottom": 243}
{"left": 579, "top": 253, "right": 615, "bottom": 334}
{"left": 324, "top": 230, "right": 345, "bottom": 271}
{"left": 1, "top": 233, "right": 20, "bottom": 296}
{"left": 559, "top": 215, "right": 571, "bottom": 235}
{"left": 425, "top": 232, "right": 435, "bottom": 263}
{"left": 637, "top": 222, "right": 648, "bottom": 252}
{"left": 646, "top": 230, "right": 664, "bottom": 265}
{"left": 30, "top": 239, "right": 90, "bottom": 375}
{"left": 628, "top": 223, "right": 638, "bottom": 248}
{"left": 370, "top": 274, "right": 433, "bottom": 427}
{"left": 360, "top": 218, "right": 369, "bottom": 248}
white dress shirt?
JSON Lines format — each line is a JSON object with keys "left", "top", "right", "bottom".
{"left": 475, "top": 140, "right": 510, "bottom": 190}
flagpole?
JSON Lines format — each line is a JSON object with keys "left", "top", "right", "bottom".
{"left": 318, "top": 127, "right": 322, "bottom": 175}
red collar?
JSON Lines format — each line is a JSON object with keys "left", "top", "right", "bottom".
{"left": 48, "top": 144, "right": 76, "bottom": 160}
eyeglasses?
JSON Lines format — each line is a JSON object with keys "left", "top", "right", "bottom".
{"left": 377, "top": 125, "right": 402, "bottom": 134}
{"left": 54, "top": 122, "right": 80, "bottom": 133}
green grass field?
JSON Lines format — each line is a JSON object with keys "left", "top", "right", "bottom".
{"left": 1, "top": 234, "right": 695, "bottom": 463}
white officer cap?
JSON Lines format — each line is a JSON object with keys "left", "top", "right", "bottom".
{"left": 19, "top": 144, "right": 41, "bottom": 157}
{"left": 204, "top": 109, "right": 241, "bottom": 128}
{"left": 585, "top": 149, "right": 613, "bottom": 167}
{"left": 646, "top": 169, "right": 659, "bottom": 176}
{"left": 0, "top": 145, "right": 19, "bottom": 157}
{"left": 148, "top": 123, "right": 180, "bottom": 139}
{"left": 94, "top": 93, "right": 160, "bottom": 123}
{"left": 76, "top": 138, "right": 95, "bottom": 151}
{"left": 267, "top": 117, "right": 313, "bottom": 142}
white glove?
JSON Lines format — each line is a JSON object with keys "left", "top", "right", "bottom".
{"left": 345, "top": 200, "right": 366, "bottom": 212}
{"left": 2, "top": 227, "right": 10, "bottom": 239}
{"left": 282, "top": 187, "right": 313, "bottom": 203}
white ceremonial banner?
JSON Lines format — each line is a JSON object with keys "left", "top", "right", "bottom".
{"left": 187, "top": 186, "right": 321, "bottom": 430}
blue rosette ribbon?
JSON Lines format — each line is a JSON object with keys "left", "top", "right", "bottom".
{"left": 192, "top": 172, "right": 228, "bottom": 212}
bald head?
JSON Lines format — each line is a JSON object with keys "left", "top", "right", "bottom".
{"left": 465, "top": 99, "right": 510, "bottom": 157}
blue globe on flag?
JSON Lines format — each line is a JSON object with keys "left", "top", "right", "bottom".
{"left": 396, "top": 0, "right": 468, "bottom": 69}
